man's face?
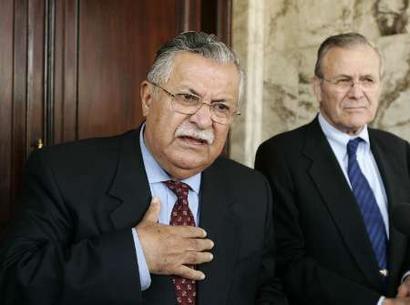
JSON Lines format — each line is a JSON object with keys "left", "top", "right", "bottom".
{"left": 141, "top": 52, "right": 240, "bottom": 179}
{"left": 313, "top": 45, "right": 382, "bottom": 135}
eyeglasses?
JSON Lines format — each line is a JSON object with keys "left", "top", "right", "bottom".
{"left": 319, "top": 76, "right": 379, "bottom": 92}
{"left": 149, "top": 82, "right": 240, "bottom": 125}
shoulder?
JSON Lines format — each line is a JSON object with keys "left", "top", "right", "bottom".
{"left": 262, "top": 124, "right": 308, "bottom": 145}
{"left": 27, "top": 129, "right": 139, "bottom": 176}
{"left": 369, "top": 127, "right": 409, "bottom": 147}
{"left": 212, "top": 156, "right": 263, "bottom": 178}
{"left": 209, "top": 157, "right": 271, "bottom": 194}
{"left": 257, "top": 120, "right": 313, "bottom": 153}
{"left": 33, "top": 129, "right": 136, "bottom": 158}
{"left": 255, "top": 120, "right": 315, "bottom": 167}
{"left": 208, "top": 157, "right": 273, "bottom": 217}
{"left": 369, "top": 128, "right": 410, "bottom": 161}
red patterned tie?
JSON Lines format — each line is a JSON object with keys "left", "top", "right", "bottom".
{"left": 163, "top": 180, "right": 197, "bottom": 305}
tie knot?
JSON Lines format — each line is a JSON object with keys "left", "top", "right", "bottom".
{"left": 347, "top": 138, "right": 363, "bottom": 158}
{"left": 163, "top": 180, "right": 190, "bottom": 200}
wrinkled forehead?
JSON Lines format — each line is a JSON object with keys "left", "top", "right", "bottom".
{"left": 321, "top": 45, "right": 382, "bottom": 77}
{"left": 167, "top": 53, "right": 241, "bottom": 95}
{"left": 170, "top": 52, "right": 241, "bottom": 79}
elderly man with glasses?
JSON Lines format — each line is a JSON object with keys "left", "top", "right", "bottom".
{"left": 0, "top": 32, "right": 287, "bottom": 305}
{"left": 256, "top": 32, "right": 410, "bottom": 305}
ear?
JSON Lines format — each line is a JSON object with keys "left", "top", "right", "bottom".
{"left": 312, "top": 76, "right": 323, "bottom": 104}
{"left": 140, "top": 81, "right": 153, "bottom": 117}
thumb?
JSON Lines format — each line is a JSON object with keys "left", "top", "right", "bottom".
{"left": 141, "top": 197, "right": 161, "bottom": 223}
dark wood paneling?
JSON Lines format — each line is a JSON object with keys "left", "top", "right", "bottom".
{"left": 215, "top": 0, "right": 232, "bottom": 46}
{"left": 26, "top": 0, "right": 46, "bottom": 152}
{"left": 177, "top": 0, "right": 202, "bottom": 32}
{"left": 77, "top": 0, "right": 179, "bottom": 139}
{"left": 53, "top": 0, "right": 230, "bottom": 142}
{"left": 54, "top": 0, "right": 79, "bottom": 144}
{"left": 201, "top": 0, "right": 232, "bottom": 45}
{"left": 0, "top": 0, "right": 15, "bottom": 231}
{"left": 11, "top": 0, "right": 29, "bottom": 216}
{"left": 1, "top": 0, "right": 47, "bottom": 224}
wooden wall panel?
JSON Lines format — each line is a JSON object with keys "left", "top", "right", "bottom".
{"left": 201, "top": 0, "right": 232, "bottom": 45}
{"left": 177, "top": 0, "right": 201, "bottom": 32}
{"left": 77, "top": 0, "right": 178, "bottom": 139}
{"left": 27, "top": 0, "right": 46, "bottom": 153}
{"left": 11, "top": 0, "right": 29, "bottom": 217}
{"left": 0, "top": 0, "right": 46, "bottom": 228}
{"left": 0, "top": 0, "right": 15, "bottom": 231}
{"left": 54, "top": 0, "right": 79, "bottom": 144}
{"left": 53, "top": 0, "right": 231, "bottom": 142}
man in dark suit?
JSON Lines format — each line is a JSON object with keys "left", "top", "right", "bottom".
{"left": 0, "top": 32, "right": 286, "bottom": 305}
{"left": 255, "top": 33, "right": 410, "bottom": 305}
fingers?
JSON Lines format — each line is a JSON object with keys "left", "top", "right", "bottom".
{"left": 140, "top": 197, "right": 161, "bottom": 223}
{"left": 173, "top": 225, "right": 208, "bottom": 238}
{"left": 171, "top": 251, "right": 214, "bottom": 280}
{"left": 164, "top": 227, "right": 214, "bottom": 252}
{"left": 139, "top": 197, "right": 206, "bottom": 237}
{"left": 175, "top": 265, "right": 206, "bottom": 281}
{"left": 135, "top": 199, "right": 215, "bottom": 280}
{"left": 185, "top": 237, "right": 214, "bottom": 252}
{"left": 183, "top": 250, "right": 214, "bottom": 265}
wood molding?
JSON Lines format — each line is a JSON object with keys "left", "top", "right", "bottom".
{"left": 0, "top": 0, "right": 15, "bottom": 226}
{"left": 54, "top": 0, "right": 79, "bottom": 144}
{"left": 176, "top": 0, "right": 202, "bottom": 33}
{"left": 12, "top": 0, "right": 29, "bottom": 216}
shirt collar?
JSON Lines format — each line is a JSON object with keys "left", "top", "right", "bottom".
{"left": 139, "top": 124, "right": 201, "bottom": 194}
{"left": 318, "top": 112, "right": 371, "bottom": 162}
{"left": 318, "top": 112, "right": 370, "bottom": 147}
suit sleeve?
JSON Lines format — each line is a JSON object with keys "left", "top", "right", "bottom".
{"left": 255, "top": 142, "right": 381, "bottom": 305}
{"left": 0, "top": 150, "right": 143, "bottom": 305}
{"left": 256, "top": 176, "right": 288, "bottom": 305}
{"left": 402, "top": 140, "right": 410, "bottom": 278}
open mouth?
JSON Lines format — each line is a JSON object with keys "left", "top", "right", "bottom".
{"left": 179, "top": 136, "right": 208, "bottom": 145}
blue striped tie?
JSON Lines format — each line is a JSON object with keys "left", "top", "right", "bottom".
{"left": 347, "top": 138, "right": 387, "bottom": 270}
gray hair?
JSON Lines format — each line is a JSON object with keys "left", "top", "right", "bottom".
{"left": 314, "top": 32, "right": 383, "bottom": 78}
{"left": 147, "top": 31, "right": 244, "bottom": 102}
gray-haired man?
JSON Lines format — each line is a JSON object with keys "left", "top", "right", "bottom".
{"left": 256, "top": 32, "right": 410, "bottom": 305}
{"left": 0, "top": 32, "right": 286, "bottom": 305}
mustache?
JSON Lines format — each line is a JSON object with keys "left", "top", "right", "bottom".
{"left": 175, "top": 124, "right": 215, "bottom": 144}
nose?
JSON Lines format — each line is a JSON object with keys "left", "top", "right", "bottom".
{"left": 188, "top": 103, "right": 213, "bottom": 129}
{"left": 347, "top": 82, "right": 365, "bottom": 99}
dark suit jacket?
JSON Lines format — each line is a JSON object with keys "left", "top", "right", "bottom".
{"left": 255, "top": 117, "right": 410, "bottom": 305}
{"left": 0, "top": 129, "right": 286, "bottom": 305}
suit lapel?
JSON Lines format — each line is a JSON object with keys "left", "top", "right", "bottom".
{"left": 108, "top": 129, "right": 151, "bottom": 229}
{"left": 197, "top": 161, "right": 239, "bottom": 305}
{"left": 107, "top": 131, "right": 239, "bottom": 304}
{"left": 369, "top": 131, "right": 408, "bottom": 293}
{"left": 107, "top": 128, "right": 176, "bottom": 303}
{"left": 303, "top": 119, "right": 383, "bottom": 289}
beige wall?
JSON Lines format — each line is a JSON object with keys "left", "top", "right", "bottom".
{"left": 231, "top": 0, "right": 410, "bottom": 167}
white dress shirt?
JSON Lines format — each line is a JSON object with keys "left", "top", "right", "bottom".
{"left": 318, "top": 113, "right": 389, "bottom": 305}
{"left": 318, "top": 113, "right": 389, "bottom": 234}
{"left": 131, "top": 125, "right": 201, "bottom": 291}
